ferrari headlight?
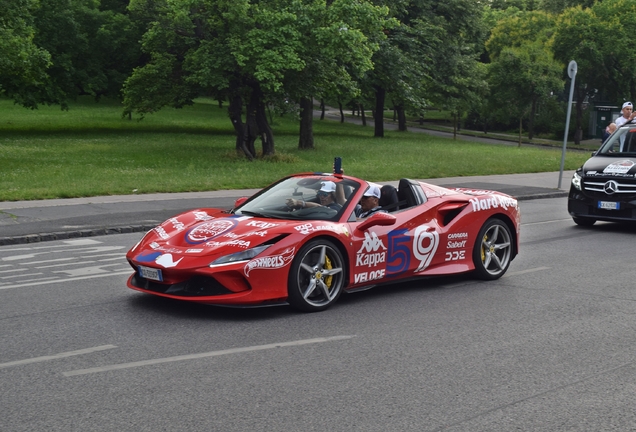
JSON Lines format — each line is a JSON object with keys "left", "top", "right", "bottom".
{"left": 209, "top": 245, "right": 272, "bottom": 266}
{"left": 571, "top": 171, "right": 582, "bottom": 191}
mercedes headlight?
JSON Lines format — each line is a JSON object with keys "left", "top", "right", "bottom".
{"left": 571, "top": 172, "right": 582, "bottom": 191}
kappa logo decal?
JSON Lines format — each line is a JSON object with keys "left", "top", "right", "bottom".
{"left": 186, "top": 219, "right": 236, "bottom": 244}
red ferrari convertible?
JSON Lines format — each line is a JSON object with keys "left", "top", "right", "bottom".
{"left": 126, "top": 172, "right": 520, "bottom": 312}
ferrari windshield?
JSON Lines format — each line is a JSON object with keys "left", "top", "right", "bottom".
{"left": 598, "top": 124, "right": 636, "bottom": 155}
{"left": 234, "top": 175, "right": 362, "bottom": 221}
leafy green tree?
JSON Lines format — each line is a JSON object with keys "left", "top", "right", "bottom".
{"left": 485, "top": 10, "right": 562, "bottom": 141}
{"left": 0, "top": 0, "right": 51, "bottom": 108}
{"left": 31, "top": 0, "right": 143, "bottom": 107}
{"left": 551, "top": 1, "right": 636, "bottom": 142}
{"left": 487, "top": 43, "right": 563, "bottom": 143}
{"left": 538, "top": 0, "right": 595, "bottom": 14}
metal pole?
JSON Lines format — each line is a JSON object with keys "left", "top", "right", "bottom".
{"left": 558, "top": 60, "right": 577, "bottom": 189}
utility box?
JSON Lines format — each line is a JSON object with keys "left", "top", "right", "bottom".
{"left": 590, "top": 105, "right": 620, "bottom": 139}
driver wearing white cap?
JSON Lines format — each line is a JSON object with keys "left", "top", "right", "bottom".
{"left": 286, "top": 181, "right": 342, "bottom": 211}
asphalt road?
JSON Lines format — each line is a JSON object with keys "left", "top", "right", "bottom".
{"left": 3, "top": 196, "right": 636, "bottom": 431}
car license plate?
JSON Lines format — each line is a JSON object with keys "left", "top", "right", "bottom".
{"left": 138, "top": 265, "right": 162, "bottom": 281}
{"left": 598, "top": 201, "right": 619, "bottom": 210}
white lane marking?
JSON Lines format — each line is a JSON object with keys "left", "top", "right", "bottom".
{"left": 35, "top": 261, "right": 96, "bottom": 269}
{"left": 63, "top": 335, "right": 356, "bottom": 377}
{"left": 0, "top": 276, "right": 60, "bottom": 285}
{"left": 0, "top": 268, "right": 22, "bottom": 274}
{"left": 503, "top": 267, "right": 551, "bottom": 278}
{"left": 0, "top": 270, "right": 133, "bottom": 290}
{"left": 97, "top": 257, "right": 126, "bottom": 262}
{"left": 522, "top": 218, "right": 572, "bottom": 226}
{"left": 52, "top": 264, "right": 125, "bottom": 277}
{"left": 0, "top": 345, "right": 117, "bottom": 369}
{"left": 0, "top": 272, "right": 44, "bottom": 280}
{"left": 0, "top": 240, "right": 103, "bottom": 252}
{"left": 20, "top": 257, "right": 76, "bottom": 265}
{"left": 84, "top": 252, "right": 126, "bottom": 258}
{"left": 63, "top": 239, "right": 103, "bottom": 245}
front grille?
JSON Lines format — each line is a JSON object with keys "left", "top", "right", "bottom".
{"left": 582, "top": 178, "right": 636, "bottom": 200}
{"left": 131, "top": 274, "right": 234, "bottom": 297}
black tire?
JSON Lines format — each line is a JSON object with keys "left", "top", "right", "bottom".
{"left": 287, "top": 239, "right": 345, "bottom": 312}
{"left": 573, "top": 217, "right": 596, "bottom": 227}
{"left": 472, "top": 218, "right": 513, "bottom": 280}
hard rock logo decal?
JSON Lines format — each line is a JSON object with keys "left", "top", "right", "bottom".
{"left": 603, "top": 160, "right": 635, "bottom": 174}
{"left": 186, "top": 219, "right": 236, "bottom": 244}
{"left": 244, "top": 247, "right": 295, "bottom": 277}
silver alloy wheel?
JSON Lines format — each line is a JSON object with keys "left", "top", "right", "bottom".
{"left": 288, "top": 240, "right": 345, "bottom": 311}
{"left": 473, "top": 219, "right": 512, "bottom": 280}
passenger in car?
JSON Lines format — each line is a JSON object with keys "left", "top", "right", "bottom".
{"left": 615, "top": 101, "right": 635, "bottom": 127}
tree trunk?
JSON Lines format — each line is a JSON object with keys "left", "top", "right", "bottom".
{"left": 396, "top": 104, "right": 407, "bottom": 131}
{"left": 229, "top": 94, "right": 253, "bottom": 160}
{"left": 298, "top": 96, "right": 314, "bottom": 149}
{"left": 360, "top": 104, "right": 366, "bottom": 127}
{"left": 528, "top": 97, "right": 537, "bottom": 141}
{"left": 338, "top": 102, "right": 344, "bottom": 123}
{"left": 453, "top": 112, "right": 457, "bottom": 139}
{"left": 518, "top": 117, "right": 522, "bottom": 147}
{"left": 374, "top": 86, "right": 385, "bottom": 138}
{"left": 252, "top": 85, "right": 274, "bottom": 156}
{"left": 320, "top": 99, "right": 325, "bottom": 120}
{"left": 574, "top": 86, "right": 584, "bottom": 145}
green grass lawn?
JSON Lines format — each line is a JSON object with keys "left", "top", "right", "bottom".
{"left": 0, "top": 97, "right": 590, "bottom": 201}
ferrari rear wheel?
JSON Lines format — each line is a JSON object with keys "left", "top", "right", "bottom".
{"left": 288, "top": 239, "right": 345, "bottom": 312}
{"left": 472, "top": 218, "right": 512, "bottom": 280}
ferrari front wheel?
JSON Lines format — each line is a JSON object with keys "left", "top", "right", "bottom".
{"left": 288, "top": 239, "right": 345, "bottom": 312}
{"left": 472, "top": 218, "right": 512, "bottom": 280}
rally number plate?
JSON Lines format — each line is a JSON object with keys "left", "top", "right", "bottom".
{"left": 138, "top": 265, "right": 163, "bottom": 281}
{"left": 598, "top": 201, "right": 619, "bottom": 210}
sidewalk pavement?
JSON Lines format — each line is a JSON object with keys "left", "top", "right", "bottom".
{"left": 0, "top": 170, "right": 574, "bottom": 246}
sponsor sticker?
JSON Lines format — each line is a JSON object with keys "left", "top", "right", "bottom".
{"left": 469, "top": 195, "right": 517, "bottom": 212}
{"left": 244, "top": 247, "right": 295, "bottom": 277}
{"left": 603, "top": 160, "right": 635, "bottom": 174}
{"left": 356, "top": 232, "right": 387, "bottom": 269}
{"left": 186, "top": 219, "right": 236, "bottom": 244}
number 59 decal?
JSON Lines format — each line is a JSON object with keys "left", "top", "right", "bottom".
{"left": 413, "top": 225, "right": 439, "bottom": 272}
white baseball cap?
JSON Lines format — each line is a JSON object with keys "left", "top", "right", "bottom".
{"left": 363, "top": 185, "right": 381, "bottom": 199}
{"left": 623, "top": 101, "right": 633, "bottom": 109}
{"left": 319, "top": 181, "right": 336, "bottom": 193}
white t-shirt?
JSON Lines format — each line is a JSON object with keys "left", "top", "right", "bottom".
{"left": 615, "top": 115, "right": 631, "bottom": 127}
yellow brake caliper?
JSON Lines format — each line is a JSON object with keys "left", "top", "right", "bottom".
{"left": 324, "top": 255, "right": 333, "bottom": 288}
{"left": 481, "top": 234, "right": 488, "bottom": 263}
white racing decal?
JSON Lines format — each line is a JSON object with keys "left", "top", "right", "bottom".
{"left": 447, "top": 240, "right": 466, "bottom": 249}
{"left": 188, "top": 220, "right": 235, "bottom": 243}
{"left": 193, "top": 211, "right": 213, "bottom": 221}
{"left": 469, "top": 195, "right": 517, "bottom": 212}
{"left": 205, "top": 239, "right": 251, "bottom": 248}
{"left": 247, "top": 221, "right": 279, "bottom": 229}
{"left": 167, "top": 217, "right": 185, "bottom": 232}
{"left": 413, "top": 225, "right": 439, "bottom": 272}
{"left": 356, "top": 232, "right": 387, "bottom": 268}
{"left": 154, "top": 226, "right": 170, "bottom": 240}
{"left": 244, "top": 247, "right": 295, "bottom": 277}
{"left": 295, "top": 223, "right": 348, "bottom": 236}
{"left": 155, "top": 253, "right": 182, "bottom": 268}
{"left": 445, "top": 250, "right": 466, "bottom": 261}
{"left": 447, "top": 232, "right": 468, "bottom": 239}
{"left": 354, "top": 269, "right": 385, "bottom": 283}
